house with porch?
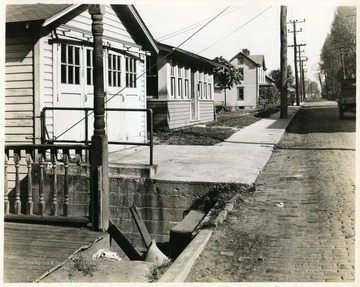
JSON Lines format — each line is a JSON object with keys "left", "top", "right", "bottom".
{"left": 5, "top": 4, "right": 158, "bottom": 151}
{"left": 146, "top": 42, "right": 218, "bottom": 130}
{"left": 214, "top": 48, "right": 269, "bottom": 109}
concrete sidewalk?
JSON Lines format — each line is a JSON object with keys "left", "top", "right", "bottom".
{"left": 109, "top": 106, "right": 300, "bottom": 185}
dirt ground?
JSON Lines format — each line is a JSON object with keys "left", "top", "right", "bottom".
{"left": 40, "top": 255, "right": 160, "bottom": 283}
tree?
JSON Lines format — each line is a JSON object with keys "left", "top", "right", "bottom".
{"left": 213, "top": 56, "right": 242, "bottom": 106}
{"left": 320, "top": 6, "right": 356, "bottom": 100}
{"left": 305, "top": 81, "right": 320, "bottom": 98}
{"left": 269, "top": 65, "right": 294, "bottom": 92}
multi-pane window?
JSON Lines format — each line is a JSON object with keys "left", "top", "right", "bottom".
{"left": 126, "top": 57, "right": 137, "bottom": 88}
{"left": 184, "top": 68, "right": 190, "bottom": 99}
{"left": 108, "top": 53, "right": 122, "bottom": 87}
{"left": 61, "top": 44, "right": 80, "bottom": 84}
{"left": 238, "top": 57, "right": 244, "bottom": 65}
{"left": 237, "top": 87, "right": 244, "bottom": 101}
{"left": 178, "top": 66, "right": 183, "bottom": 98}
{"left": 170, "top": 61, "right": 176, "bottom": 98}
{"left": 86, "top": 49, "right": 93, "bottom": 86}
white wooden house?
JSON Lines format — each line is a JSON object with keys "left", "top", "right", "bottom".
{"left": 5, "top": 4, "right": 158, "bottom": 151}
{"left": 214, "top": 49, "right": 268, "bottom": 109}
{"left": 146, "top": 42, "right": 218, "bottom": 130}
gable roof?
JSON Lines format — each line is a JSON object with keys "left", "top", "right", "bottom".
{"left": 156, "top": 41, "right": 219, "bottom": 67}
{"left": 6, "top": 4, "right": 77, "bottom": 23}
{"left": 6, "top": 4, "right": 159, "bottom": 54}
{"left": 230, "top": 51, "right": 266, "bottom": 70}
{"left": 248, "top": 55, "right": 266, "bottom": 69}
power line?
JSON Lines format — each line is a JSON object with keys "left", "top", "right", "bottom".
{"left": 157, "top": 6, "right": 243, "bottom": 42}
{"left": 55, "top": 6, "right": 231, "bottom": 141}
{"left": 198, "top": 6, "right": 272, "bottom": 54}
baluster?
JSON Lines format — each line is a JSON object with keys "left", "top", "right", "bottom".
{"left": 51, "top": 152, "right": 58, "bottom": 216}
{"left": 63, "top": 152, "right": 69, "bottom": 216}
{"left": 14, "top": 150, "right": 21, "bottom": 214}
{"left": 38, "top": 153, "right": 45, "bottom": 216}
{"left": 4, "top": 151, "right": 9, "bottom": 214}
{"left": 26, "top": 151, "right": 33, "bottom": 215}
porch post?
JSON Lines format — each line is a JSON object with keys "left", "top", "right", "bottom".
{"left": 89, "top": 5, "right": 109, "bottom": 231}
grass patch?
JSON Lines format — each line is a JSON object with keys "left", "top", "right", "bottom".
{"left": 188, "top": 183, "right": 253, "bottom": 213}
{"left": 68, "top": 255, "right": 98, "bottom": 277}
{"left": 154, "top": 106, "right": 280, "bottom": 146}
{"left": 154, "top": 126, "right": 235, "bottom": 145}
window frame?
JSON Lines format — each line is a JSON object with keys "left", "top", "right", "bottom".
{"left": 125, "top": 56, "right": 137, "bottom": 88}
{"left": 237, "top": 87, "right": 244, "bottom": 101}
{"left": 60, "top": 44, "right": 81, "bottom": 85}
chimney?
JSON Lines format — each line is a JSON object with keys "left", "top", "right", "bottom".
{"left": 242, "top": 49, "right": 250, "bottom": 56}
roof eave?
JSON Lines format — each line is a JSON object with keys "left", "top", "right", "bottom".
{"left": 127, "top": 5, "right": 159, "bottom": 54}
{"left": 157, "top": 42, "right": 218, "bottom": 67}
{"left": 42, "top": 4, "right": 82, "bottom": 27}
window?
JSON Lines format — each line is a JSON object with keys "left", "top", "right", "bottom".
{"left": 198, "top": 73, "right": 203, "bottom": 99}
{"left": 126, "top": 57, "right": 137, "bottom": 88}
{"left": 61, "top": 44, "right": 81, "bottom": 84}
{"left": 108, "top": 53, "right": 122, "bottom": 87}
{"left": 178, "top": 66, "right": 183, "bottom": 98}
{"left": 237, "top": 87, "right": 244, "bottom": 101}
{"left": 184, "top": 68, "right": 190, "bottom": 99}
{"left": 239, "top": 68, "right": 244, "bottom": 81}
{"left": 170, "top": 61, "right": 176, "bottom": 98}
{"left": 86, "top": 49, "right": 93, "bottom": 85}
{"left": 238, "top": 57, "right": 244, "bottom": 65}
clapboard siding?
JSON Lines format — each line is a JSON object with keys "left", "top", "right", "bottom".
{"left": 168, "top": 101, "right": 192, "bottom": 129}
{"left": 41, "top": 32, "right": 54, "bottom": 138}
{"left": 59, "top": 5, "right": 135, "bottom": 47}
{"left": 5, "top": 30, "right": 35, "bottom": 144}
{"left": 199, "top": 100, "right": 215, "bottom": 122}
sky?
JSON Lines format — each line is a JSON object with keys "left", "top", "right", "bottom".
{"left": 134, "top": 0, "right": 358, "bottom": 84}
{"left": 1, "top": 0, "right": 358, "bottom": 85}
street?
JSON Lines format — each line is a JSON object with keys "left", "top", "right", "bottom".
{"left": 186, "top": 100, "right": 356, "bottom": 282}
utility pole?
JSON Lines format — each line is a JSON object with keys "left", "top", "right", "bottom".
{"left": 280, "top": 6, "right": 288, "bottom": 118}
{"left": 297, "top": 49, "right": 307, "bottom": 102}
{"left": 288, "top": 19, "right": 305, "bottom": 105}
{"left": 300, "top": 57, "right": 308, "bottom": 100}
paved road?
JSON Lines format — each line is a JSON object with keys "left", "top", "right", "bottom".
{"left": 186, "top": 100, "right": 356, "bottom": 282}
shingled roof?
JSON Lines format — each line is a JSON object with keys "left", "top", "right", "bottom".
{"left": 6, "top": 4, "right": 73, "bottom": 23}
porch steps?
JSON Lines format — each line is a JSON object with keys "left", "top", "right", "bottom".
{"left": 109, "top": 163, "right": 157, "bottom": 178}
{"left": 3, "top": 222, "right": 106, "bottom": 283}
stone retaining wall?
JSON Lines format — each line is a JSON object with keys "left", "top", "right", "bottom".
{"left": 28, "top": 163, "right": 216, "bottom": 248}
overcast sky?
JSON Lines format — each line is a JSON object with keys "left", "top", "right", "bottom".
{"left": 2, "top": 0, "right": 358, "bottom": 84}
{"left": 136, "top": 0, "right": 358, "bottom": 83}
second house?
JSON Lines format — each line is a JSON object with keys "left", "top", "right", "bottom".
{"left": 146, "top": 42, "right": 218, "bottom": 130}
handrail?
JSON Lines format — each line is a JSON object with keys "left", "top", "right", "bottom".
{"left": 41, "top": 107, "right": 154, "bottom": 165}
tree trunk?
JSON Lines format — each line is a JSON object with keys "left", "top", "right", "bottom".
{"left": 280, "top": 6, "right": 288, "bottom": 118}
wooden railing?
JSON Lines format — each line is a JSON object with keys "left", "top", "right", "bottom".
{"left": 4, "top": 144, "right": 90, "bottom": 225}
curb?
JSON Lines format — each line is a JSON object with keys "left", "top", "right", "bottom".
{"left": 157, "top": 229, "right": 212, "bottom": 282}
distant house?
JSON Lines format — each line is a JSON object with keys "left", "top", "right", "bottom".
{"left": 5, "top": 4, "right": 158, "bottom": 151}
{"left": 146, "top": 42, "right": 218, "bottom": 130}
{"left": 214, "top": 48, "right": 268, "bottom": 109}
